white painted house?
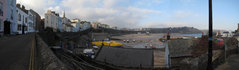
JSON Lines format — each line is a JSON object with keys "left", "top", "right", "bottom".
{"left": 71, "top": 19, "right": 81, "bottom": 32}
{"left": 16, "top": 4, "right": 28, "bottom": 34}
{"left": 27, "top": 10, "right": 35, "bottom": 33}
{"left": 80, "top": 21, "right": 91, "bottom": 31}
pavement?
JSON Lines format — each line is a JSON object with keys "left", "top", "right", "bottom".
{"left": 215, "top": 54, "right": 239, "bottom": 70}
{"left": 0, "top": 34, "right": 35, "bottom": 70}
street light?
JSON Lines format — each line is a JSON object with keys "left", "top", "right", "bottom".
{"left": 207, "top": 0, "right": 213, "bottom": 70}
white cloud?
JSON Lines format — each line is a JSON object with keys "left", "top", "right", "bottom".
{"left": 17, "top": 0, "right": 163, "bottom": 28}
{"left": 141, "top": 21, "right": 190, "bottom": 28}
{"left": 17, "top": 0, "right": 57, "bottom": 18}
{"left": 58, "top": 0, "right": 162, "bottom": 28}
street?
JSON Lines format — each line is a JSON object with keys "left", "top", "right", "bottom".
{"left": 0, "top": 34, "right": 35, "bottom": 70}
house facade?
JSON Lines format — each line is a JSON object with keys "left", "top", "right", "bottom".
{"left": 27, "top": 10, "right": 34, "bottom": 33}
{"left": 0, "top": 0, "right": 7, "bottom": 36}
{"left": 80, "top": 21, "right": 91, "bottom": 31}
{"left": 44, "top": 10, "right": 61, "bottom": 32}
{"left": 71, "top": 19, "right": 81, "bottom": 32}
{"left": 16, "top": 4, "right": 28, "bottom": 34}
{"left": 4, "top": 0, "right": 17, "bottom": 35}
{"left": 29, "top": 9, "right": 41, "bottom": 32}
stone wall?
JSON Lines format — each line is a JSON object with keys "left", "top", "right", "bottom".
{"left": 179, "top": 54, "right": 208, "bottom": 70}
{"left": 95, "top": 47, "right": 153, "bottom": 68}
{"left": 36, "top": 34, "right": 68, "bottom": 70}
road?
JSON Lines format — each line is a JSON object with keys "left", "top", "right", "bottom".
{"left": 0, "top": 34, "right": 35, "bottom": 70}
{"left": 215, "top": 54, "right": 239, "bottom": 70}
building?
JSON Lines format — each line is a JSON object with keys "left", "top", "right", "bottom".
{"left": 111, "top": 26, "right": 117, "bottom": 30}
{"left": 71, "top": 18, "right": 81, "bottom": 32}
{"left": 0, "top": 0, "right": 7, "bottom": 36}
{"left": 16, "top": 4, "right": 28, "bottom": 34}
{"left": 2, "top": 0, "right": 17, "bottom": 35}
{"left": 91, "top": 22, "right": 100, "bottom": 29}
{"left": 29, "top": 9, "right": 41, "bottom": 32}
{"left": 64, "top": 23, "right": 73, "bottom": 32}
{"left": 80, "top": 21, "right": 91, "bottom": 31}
{"left": 62, "top": 12, "right": 71, "bottom": 32}
{"left": 237, "top": 24, "right": 239, "bottom": 33}
{"left": 39, "top": 19, "right": 44, "bottom": 32}
{"left": 57, "top": 16, "right": 62, "bottom": 32}
{"left": 44, "top": 10, "right": 62, "bottom": 32}
{"left": 27, "top": 10, "right": 34, "bottom": 33}
{"left": 99, "top": 24, "right": 110, "bottom": 29}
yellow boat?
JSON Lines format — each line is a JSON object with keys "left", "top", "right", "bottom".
{"left": 92, "top": 41, "right": 123, "bottom": 47}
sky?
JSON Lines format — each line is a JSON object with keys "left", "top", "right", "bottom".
{"left": 16, "top": 0, "right": 239, "bottom": 30}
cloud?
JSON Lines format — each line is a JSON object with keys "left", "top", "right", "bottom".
{"left": 174, "top": 10, "right": 199, "bottom": 18}
{"left": 58, "top": 0, "right": 162, "bottom": 28}
{"left": 17, "top": 0, "right": 57, "bottom": 18}
{"left": 17, "top": 0, "right": 162, "bottom": 28}
{"left": 141, "top": 21, "right": 190, "bottom": 28}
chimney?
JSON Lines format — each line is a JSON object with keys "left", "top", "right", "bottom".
{"left": 22, "top": 5, "right": 25, "bottom": 10}
{"left": 238, "top": 23, "right": 239, "bottom": 30}
{"left": 16, "top": 4, "right": 20, "bottom": 8}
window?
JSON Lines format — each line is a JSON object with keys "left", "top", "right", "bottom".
{"left": 10, "top": 10, "right": 13, "bottom": 20}
{"left": 0, "top": 19, "right": 2, "bottom": 30}
{"left": 0, "top": 2, "right": 3, "bottom": 16}
{"left": 18, "top": 14, "right": 21, "bottom": 21}
{"left": 25, "top": 18, "right": 27, "bottom": 23}
{"left": 29, "top": 15, "right": 33, "bottom": 21}
{"left": 10, "top": 0, "right": 14, "bottom": 6}
{"left": 22, "top": 16, "right": 24, "bottom": 23}
{"left": 17, "top": 24, "right": 22, "bottom": 31}
{"left": 24, "top": 26, "right": 27, "bottom": 31}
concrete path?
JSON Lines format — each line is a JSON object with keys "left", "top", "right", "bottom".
{"left": 0, "top": 34, "right": 35, "bottom": 70}
{"left": 215, "top": 54, "right": 239, "bottom": 70}
{"left": 154, "top": 49, "right": 166, "bottom": 68}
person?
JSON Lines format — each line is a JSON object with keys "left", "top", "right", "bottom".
{"left": 133, "top": 40, "right": 136, "bottom": 43}
{"left": 145, "top": 45, "right": 148, "bottom": 48}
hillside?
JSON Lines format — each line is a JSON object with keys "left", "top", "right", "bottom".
{"left": 147, "top": 27, "right": 202, "bottom": 34}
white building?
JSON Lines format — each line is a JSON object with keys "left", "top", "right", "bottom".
{"left": 0, "top": 0, "right": 7, "bottom": 36}
{"left": 64, "top": 23, "right": 73, "bottom": 32}
{"left": 5, "top": 0, "right": 17, "bottom": 35}
{"left": 71, "top": 19, "right": 81, "bottom": 32}
{"left": 16, "top": 4, "right": 28, "bottom": 34}
{"left": 44, "top": 10, "right": 62, "bottom": 32}
{"left": 27, "top": 10, "right": 35, "bottom": 33}
{"left": 99, "top": 24, "right": 110, "bottom": 29}
{"left": 62, "top": 12, "right": 71, "bottom": 32}
{"left": 222, "top": 31, "right": 233, "bottom": 37}
{"left": 91, "top": 22, "right": 100, "bottom": 29}
{"left": 80, "top": 21, "right": 91, "bottom": 31}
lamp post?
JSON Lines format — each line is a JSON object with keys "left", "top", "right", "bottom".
{"left": 207, "top": 0, "right": 213, "bottom": 70}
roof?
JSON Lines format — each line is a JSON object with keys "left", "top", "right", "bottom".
{"left": 95, "top": 47, "right": 153, "bottom": 68}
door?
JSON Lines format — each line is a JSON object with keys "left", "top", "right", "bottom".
{"left": 4, "top": 21, "right": 11, "bottom": 34}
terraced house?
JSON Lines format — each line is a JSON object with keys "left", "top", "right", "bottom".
{"left": 16, "top": 4, "right": 36, "bottom": 34}
{"left": 0, "top": 0, "right": 17, "bottom": 35}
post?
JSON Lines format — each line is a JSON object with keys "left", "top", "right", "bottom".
{"left": 207, "top": 0, "right": 213, "bottom": 70}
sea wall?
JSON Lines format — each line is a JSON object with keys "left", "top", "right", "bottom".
{"left": 35, "top": 34, "right": 68, "bottom": 70}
